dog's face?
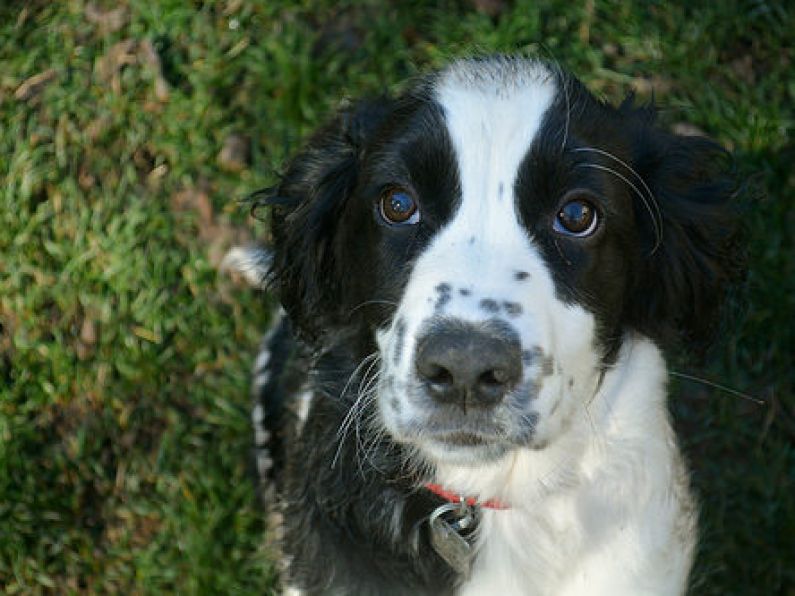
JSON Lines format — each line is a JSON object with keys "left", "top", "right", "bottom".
{"left": 265, "top": 57, "right": 739, "bottom": 467}
{"left": 373, "top": 63, "right": 622, "bottom": 464}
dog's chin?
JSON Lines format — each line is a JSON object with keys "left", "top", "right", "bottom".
{"left": 417, "top": 435, "right": 512, "bottom": 467}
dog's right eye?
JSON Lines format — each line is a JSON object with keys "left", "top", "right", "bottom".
{"left": 379, "top": 188, "right": 420, "bottom": 225}
{"left": 553, "top": 192, "right": 599, "bottom": 237}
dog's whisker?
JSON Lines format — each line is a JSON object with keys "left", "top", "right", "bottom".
{"left": 575, "top": 162, "right": 663, "bottom": 254}
{"left": 356, "top": 356, "right": 383, "bottom": 399}
{"left": 356, "top": 403, "right": 391, "bottom": 477}
{"left": 545, "top": 52, "right": 570, "bottom": 153}
{"left": 332, "top": 397, "right": 369, "bottom": 470}
{"left": 573, "top": 146, "right": 658, "bottom": 204}
{"left": 349, "top": 299, "right": 400, "bottom": 315}
{"left": 336, "top": 353, "right": 379, "bottom": 435}
{"left": 331, "top": 353, "right": 381, "bottom": 470}
{"left": 669, "top": 370, "right": 765, "bottom": 405}
{"left": 573, "top": 147, "right": 664, "bottom": 254}
{"left": 338, "top": 365, "right": 382, "bottom": 475}
{"left": 352, "top": 361, "right": 383, "bottom": 441}
{"left": 353, "top": 378, "right": 381, "bottom": 458}
{"left": 358, "top": 421, "right": 390, "bottom": 477}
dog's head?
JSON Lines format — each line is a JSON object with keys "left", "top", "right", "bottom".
{"left": 261, "top": 57, "right": 741, "bottom": 466}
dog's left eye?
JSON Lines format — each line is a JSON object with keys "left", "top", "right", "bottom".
{"left": 554, "top": 194, "right": 599, "bottom": 237}
{"left": 379, "top": 189, "right": 420, "bottom": 225}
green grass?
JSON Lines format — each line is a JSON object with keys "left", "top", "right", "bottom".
{"left": 1, "top": 1, "right": 792, "bottom": 593}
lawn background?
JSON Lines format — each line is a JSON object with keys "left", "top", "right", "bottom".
{"left": 1, "top": 0, "right": 792, "bottom": 593}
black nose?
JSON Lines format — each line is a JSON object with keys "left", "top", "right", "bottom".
{"left": 415, "top": 320, "right": 523, "bottom": 408}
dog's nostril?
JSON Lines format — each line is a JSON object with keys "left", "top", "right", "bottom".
{"left": 479, "top": 369, "right": 506, "bottom": 387}
{"left": 425, "top": 364, "right": 454, "bottom": 386}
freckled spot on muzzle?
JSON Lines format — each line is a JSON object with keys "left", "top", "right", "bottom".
{"left": 434, "top": 283, "right": 453, "bottom": 312}
{"left": 502, "top": 301, "right": 523, "bottom": 317}
{"left": 522, "top": 346, "right": 543, "bottom": 365}
{"left": 393, "top": 319, "right": 406, "bottom": 365}
{"left": 523, "top": 412, "right": 539, "bottom": 428}
{"left": 520, "top": 346, "right": 555, "bottom": 377}
{"left": 479, "top": 298, "right": 499, "bottom": 313}
{"left": 542, "top": 357, "right": 555, "bottom": 377}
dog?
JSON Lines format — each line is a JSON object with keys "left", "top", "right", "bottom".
{"left": 226, "top": 56, "right": 742, "bottom": 595}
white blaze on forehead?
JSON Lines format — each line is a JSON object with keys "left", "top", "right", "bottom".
{"left": 402, "top": 59, "right": 559, "bottom": 300}
{"left": 434, "top": 59, "right": 556, "bottom": 249}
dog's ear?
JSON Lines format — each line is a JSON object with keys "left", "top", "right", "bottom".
{"left": 626, "top": 112, "right": 745, "bottom": 352}
{"left": 256, "top": 99, "right": 392, "bottom": 342}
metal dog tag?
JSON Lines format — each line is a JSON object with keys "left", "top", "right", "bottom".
{"left": 428, "top": 501, "right": 478, "bottom": 577}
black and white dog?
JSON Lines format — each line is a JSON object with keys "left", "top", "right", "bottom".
{"left": 226, "top": 56, "right": 741, "bottom": 595}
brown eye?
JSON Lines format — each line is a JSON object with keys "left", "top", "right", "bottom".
{"left": 379, "top": 188, "right": 419, "bottom": 225}
{"left": 554, "top": 196, "right": 599, "bottom": 237}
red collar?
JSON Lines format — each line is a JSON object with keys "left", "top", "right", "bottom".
{"left": 425, "top": 482, "right": 510, "bottom": 510}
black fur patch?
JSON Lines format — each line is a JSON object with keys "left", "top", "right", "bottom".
{"left": 515, "top": 71, "right": 743, "bottom": 356}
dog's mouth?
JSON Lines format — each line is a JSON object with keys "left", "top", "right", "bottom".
{"left": 416, "top": 426, "right": 515, "bottom": 464}
{"left": 433, "top": 431, "right": 490, "bottom": 447}
{"left": 394, "top": 406, "right": 541, "bottom": 464}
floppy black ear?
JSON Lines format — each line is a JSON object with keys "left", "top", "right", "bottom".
{"left": 255, "top": 100, "right": 392, "bottom": 343}
{"left": 626, "top": 118, "right": 745, "bottom": 351}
